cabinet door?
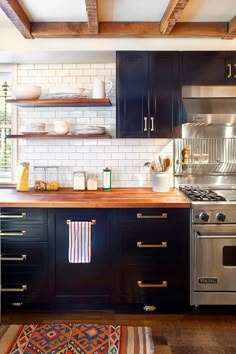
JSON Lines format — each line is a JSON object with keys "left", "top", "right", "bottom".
{"left": 54, "top": 209, "right": 112, "bottom": 303}
{"left": 182, "top": 51, "right": 234, "bottom": 85}
{"left": 149, "top": 51, "right": 181, "bottom": 138}
{"left": 116, "top": 52, "right": 149, "bottom": 138}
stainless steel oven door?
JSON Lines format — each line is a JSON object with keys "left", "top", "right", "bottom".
{"left": 192, "top": 225, "right": 236, "bottom": 292}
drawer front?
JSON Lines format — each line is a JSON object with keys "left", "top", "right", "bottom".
{"left": 118, "top": 264, "right": 189, "bottom": 302}
{"left": 1, "top": 242, "right": 48, "bottom": 267}
{"left": 0, "top": 224, "right": 47, "bottom": 241}
{"left": 118, "top": 208, "right": 189, "bottom": 223}
{"left": 120, "top": 224, "right": 185, "bottom": 264}
{"left": 0, "top": 208, "right": 47, "bottom": 224}
{"left": 1, "top": 268, "right": 49, "bottom": 301}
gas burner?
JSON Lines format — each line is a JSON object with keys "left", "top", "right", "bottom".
{"left": 179, "top": 185, "right": 226, "bottom": 202}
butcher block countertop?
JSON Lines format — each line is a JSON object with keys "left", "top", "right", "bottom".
{"left": 0, "top": 187, "right": 190, "bottom": 208}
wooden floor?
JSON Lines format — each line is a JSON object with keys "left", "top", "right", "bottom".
{"left": 2, "top": 307, "right": 236, "bottom": 353}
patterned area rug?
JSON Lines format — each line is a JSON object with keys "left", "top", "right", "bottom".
{"left": 0, "top": 323, "right": 154, "bottom": 354}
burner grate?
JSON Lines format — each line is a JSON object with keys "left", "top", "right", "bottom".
{"left": 179, "top": 186, "right": 226, "bottom": 202}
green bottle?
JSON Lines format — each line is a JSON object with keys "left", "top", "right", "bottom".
{"left": 103, "top": 167, "right": 111, "bottom": 190}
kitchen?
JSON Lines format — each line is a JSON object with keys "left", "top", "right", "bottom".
{"left": 1, "top": 1, "right": 236, "bottom": 352}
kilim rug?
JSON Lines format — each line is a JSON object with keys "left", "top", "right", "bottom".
{"left": 0, "top": 323, "right": 154, "bottom": 354}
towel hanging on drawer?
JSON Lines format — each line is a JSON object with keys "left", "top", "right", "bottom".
{"left": 68, "top": 221, "right": 91, "bottom": 263}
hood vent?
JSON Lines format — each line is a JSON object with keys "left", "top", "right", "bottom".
{"left": 182, "top": 86, "right": 236, "bottom": 125}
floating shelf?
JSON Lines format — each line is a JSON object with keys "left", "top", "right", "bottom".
{"left": 5, "top": 134, "right": 112, "bottom": 139}
{"left": 6, "top": 98, "right": 112, "bottom": 107}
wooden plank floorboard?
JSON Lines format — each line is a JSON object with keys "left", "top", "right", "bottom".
{"left": 2, "top": 309, "right": 236, "bottom": 353}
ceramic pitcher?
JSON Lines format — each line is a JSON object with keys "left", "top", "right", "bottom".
{"left": 92, "top": 78, "right": 113, "bottom": 98}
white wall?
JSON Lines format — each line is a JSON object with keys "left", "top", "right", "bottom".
{"left": 16, "top": 63, "right": 173, "bottom": 188}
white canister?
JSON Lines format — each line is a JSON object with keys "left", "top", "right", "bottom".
{"left": 152, "top": 172, "right": 170, "bottom": 192}
{"left": 73, "top": 171, "right": 86, "bottom": 190}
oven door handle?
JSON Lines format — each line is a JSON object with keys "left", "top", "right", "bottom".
{"left": 197, "top": 235, "right": 236, "bottom": 239}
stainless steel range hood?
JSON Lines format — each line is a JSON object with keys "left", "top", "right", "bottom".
{"left": 182, "top": 86, "right": 236, "bottom": 125}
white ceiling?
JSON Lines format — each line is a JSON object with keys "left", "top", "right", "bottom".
{"left": 18, "top": 0, "right": 87, "bottom": 22}
{"left": 1, "top": 1, "right": 236, "bottom": 64}
{"left": 179, "top": 0, "right": 236, "bottom": 22}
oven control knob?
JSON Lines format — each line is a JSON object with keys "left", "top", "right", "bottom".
{"left": 199, "top": 212, "right": 209, "bottom": 222}
{"left": 216, "top": 212, "right": 226, "bottom": 222}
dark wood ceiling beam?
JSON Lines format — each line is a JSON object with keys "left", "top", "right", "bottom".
{"left": 223, "top": 16, "right": 236, "bottom": 39}
{"left": 85, "top": 0, "right": 98, "bottom": 34}
{"left": 31, "top": 21, "right": 227, "bottom": 38}
{"left": 160, "top": 0, "right": 190, "bottom": 34}
{"left": 0, "top": 0, "right": 32, "bottom": 38}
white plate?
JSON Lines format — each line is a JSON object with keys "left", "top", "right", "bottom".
{"left": 20, "top": 131, "right": 48, "bottom": 135}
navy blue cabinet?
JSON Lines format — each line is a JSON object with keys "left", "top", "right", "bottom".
{"left": 182, "top": 51, "right": 236, "bottom": 85}
{"left": 116, "top": 51, "right": 182, "bottom": 138}
{"left": 52, "top": 209, "right": 112, "bottom": 304}
{"left": 113, "top": 208, "right": 190, "bottom": 313}
{"left": 0, "top": 208, "right": 49, "bottom": 306}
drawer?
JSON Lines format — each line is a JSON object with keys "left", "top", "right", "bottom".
{"left": 1, "top": 268, "right": 49, "bottom": 300}
{"left": 0, "top": 224, "right": 47, "bottom": 241}
{"left": 121, "top": 225, "right": 187, "bottom": 264}
{"left": 118, "top": 264, "right": 189, "bottom": 302}
{"left": 118, "top": 208, "right": 189, "bottom": 223}
{"left": 0, "top": 208, "right": 47, "bottom": 224}
{"left": 1, "top": 242, "right": 48, "bottom": 267}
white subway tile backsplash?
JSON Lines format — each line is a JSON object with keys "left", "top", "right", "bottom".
{"left": 17, "top": 62, "right": 174, "bottom": 188}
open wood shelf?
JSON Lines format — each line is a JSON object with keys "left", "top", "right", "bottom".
{"left": 6, "top": 98, "right": 112, "bottom": 107}
{"left": 5, "top": 133, "right": 112, "bottom": 139}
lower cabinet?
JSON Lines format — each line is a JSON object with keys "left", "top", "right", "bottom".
{"left": 51, "top": 209, "right": 112, "bottom": 304}
{"left": 0, "top": 208, "right": 49, "bottom": 307}
{"left": 1, "top": 207, "right": 190, "bottom": 313}
{"left": 113, "top": 208, "right": 190, "bottom": 313}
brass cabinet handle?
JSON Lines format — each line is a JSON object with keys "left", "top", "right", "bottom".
{"left": 137, "top": 241, "right": 167, "bottom": 248}
{"left": 10, "top": 302, "right": 24, "bottom": 307}
{"left": 137, "top": 280, "right": 167, "bottom": 288}
{"left": 1, "top": 284, "right": 27, "bottom": 292}
{"left": 234, "top": 63, "right": 236, "bottom": 78}
{"left": 137, "top": 213, "right": 167, "bottom": 219}
{"left": 150, "top": 117, "right": 154, "bottom": 131}
{"left": 0, "top": 230, "right": 26, "bottom": 237}
{"left": 0, "top": 212, "right": 26, "bottom": 219}
{"left": 143, "top": 305, "right": 157, "bottom": 312}
{"left": 143, "top": 117, "right": 148, "bottom": 131}
{"left": 227, "top": 63, "right": 232, "bottom": 78}
{"left": 0, "top": 254, "right": 27, "bottom": 261}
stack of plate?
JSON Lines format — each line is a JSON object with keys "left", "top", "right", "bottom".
{"left": 75, "top": 126, "right": 106, "bottom": 135}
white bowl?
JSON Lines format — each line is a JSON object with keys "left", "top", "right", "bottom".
{"left": 12, "top": 85, "right": 42, "bottom": 99}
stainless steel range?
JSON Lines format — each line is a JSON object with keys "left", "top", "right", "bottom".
{"left": 179, "top": 185, "right": 236, "bottom": 306}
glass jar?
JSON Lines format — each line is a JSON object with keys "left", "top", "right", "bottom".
{"left": 34, "top": 166, "right": 47, "bottom": 191}
{"left": 87, "top": 174, "right": 98, "bottom": 190}
{"left": 16, "top": 162, "right": 30, "bottom": 191}
{"left": 45, "top": 166, "right": 60, "bottom": 191}
{"left": 73, "top": 171, "right": 86, "bottom": 190}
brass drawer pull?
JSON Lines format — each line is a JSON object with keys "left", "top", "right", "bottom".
{"left": 10, "top": 302, "right": 24, "bottom": 307}
{"left": 137, "top": 280, "right": 167, "bottom": 288}
{"left": 0, "top": 254, "right": 27, "bottom": 261}
{"left": 137, "top": 241, "right": 167, "bottom": 248}
{"left": 227, "top": 63, "right": 232, "bottom": 78}
{"left": 0, "top": 230, "right": 26, "bottom": 237}
{"left": 1, "top": 284, "right": 27, "bottom": 292}
{"left": 0, "top": 212, "right": 27, "bottom": 219}
{"left": 137, "top": 213, "right": 167, "bottom": 219}
{"left": 143, "top": 305, "right": 157, "bottom": 312}
{"left": 150, "top": 117, "right": 154, "bottom": 131}
{"left": 143, "top": 117, "right": 148, "bottom": 131}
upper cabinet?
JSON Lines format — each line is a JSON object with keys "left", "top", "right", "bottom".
{"left": 182, "top": 51, "right": 236, "bottom": 85}
{"left": 116, "top": 51, "right": 182, "bottom": 138}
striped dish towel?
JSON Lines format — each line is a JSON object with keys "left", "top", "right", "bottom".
{"left": 69, "top": 221, "right": 91, "bottom": 263}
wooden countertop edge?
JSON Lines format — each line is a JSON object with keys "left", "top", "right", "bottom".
{"left": 0, "top": 187, "right": 191, "bottom": 208}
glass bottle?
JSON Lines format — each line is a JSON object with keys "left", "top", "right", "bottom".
{"left": 16, "top": 162, "right": 30, "bottom": 191}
